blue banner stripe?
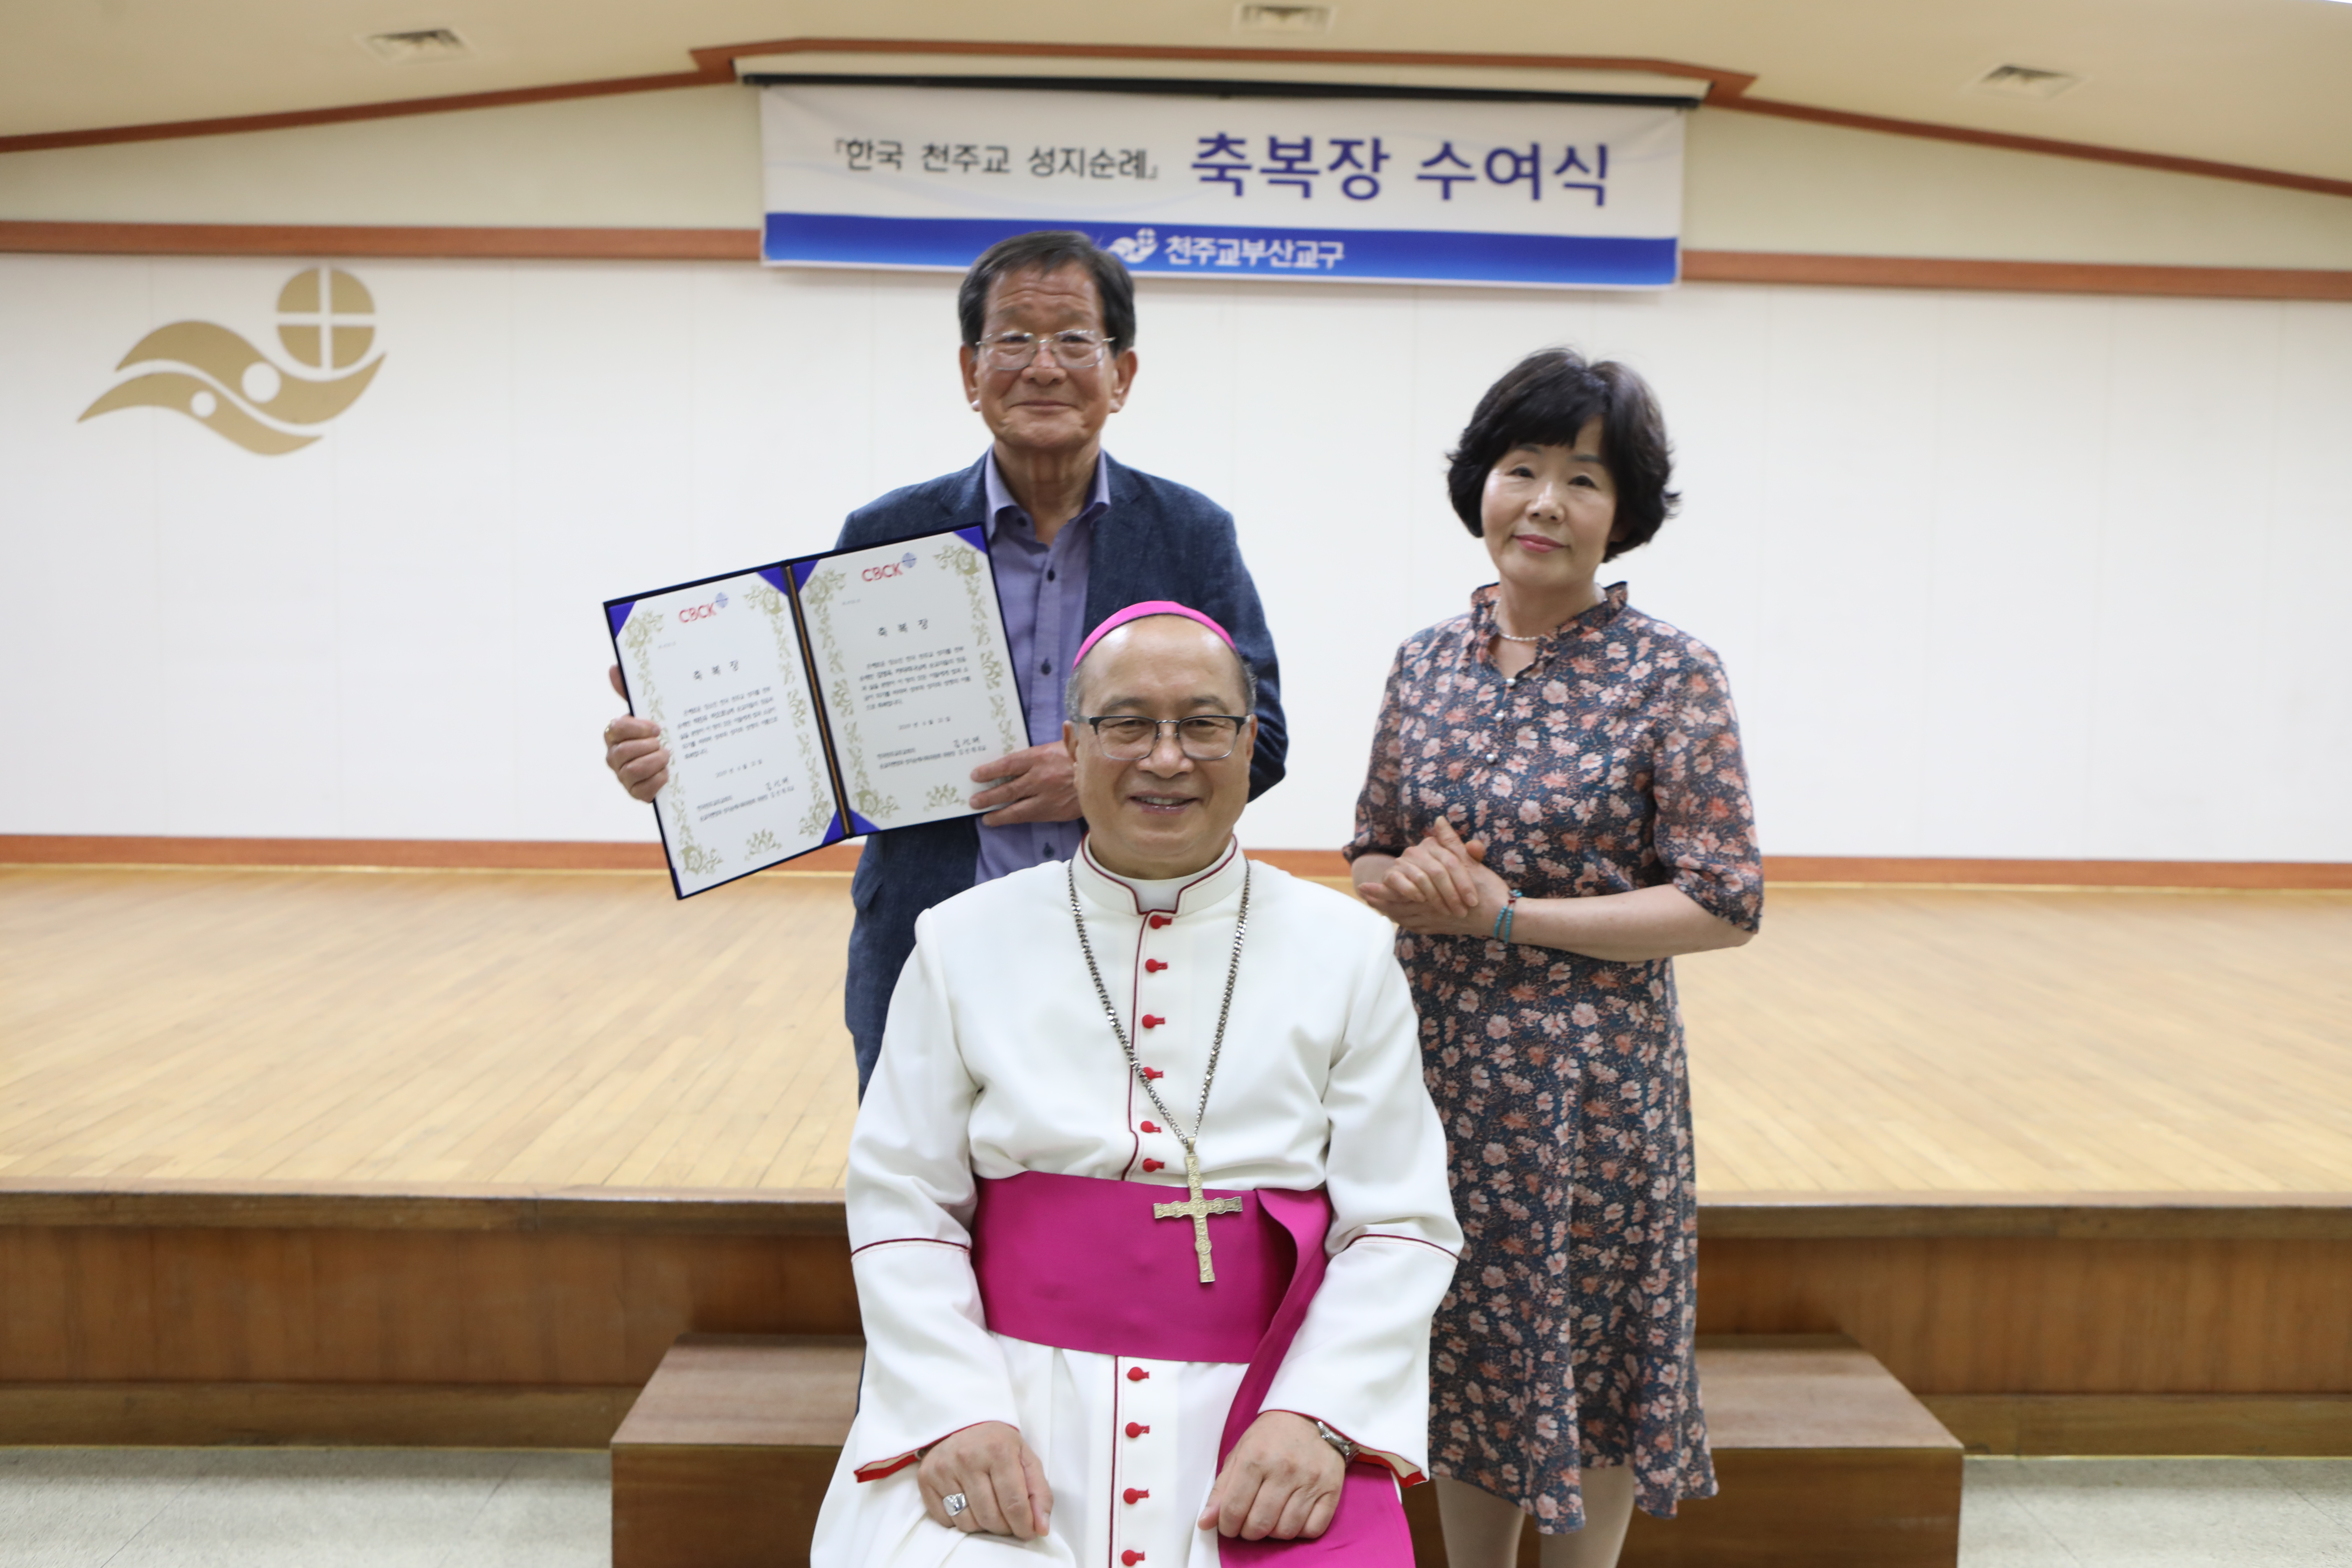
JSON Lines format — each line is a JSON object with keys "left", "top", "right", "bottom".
{"left": 764, "top": 211, "right": 1677, "bottom": 288}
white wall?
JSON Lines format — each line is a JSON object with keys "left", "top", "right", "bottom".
{"left": 3, "top": 252, "right": 2346, "bottom": 857}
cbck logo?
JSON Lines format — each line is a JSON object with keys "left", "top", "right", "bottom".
{"left": 863, "top": 551, "right": 920, "bottom": 582}
{"left": 78, "top": 266, "right": 385, "bottom": 455}
{"left": 680, "top": 592, "right": 730, "bottom": 623}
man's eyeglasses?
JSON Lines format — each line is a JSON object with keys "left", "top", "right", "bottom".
{"left": 975, "top": 330, "right": 1110, "bottom": 372}
{"left": 1081, "top": 715, "right": 1249, "bottom": 761}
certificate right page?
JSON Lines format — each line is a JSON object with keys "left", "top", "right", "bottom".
{"left": 792, "top": 528, "right": 1028, "bottom": 834}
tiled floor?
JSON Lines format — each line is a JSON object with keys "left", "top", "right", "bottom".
{"left": 1962, "top": 1458, "right": 2352, "bottom": 1567}
{"left": 0, "top": 1450, "right": 609, "bottom": 1568}
{"left": 0, "top": 1450, "right": 2345, "bottom": 1567}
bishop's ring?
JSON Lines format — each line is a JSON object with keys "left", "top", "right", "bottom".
{"left": 942, "top": 1491, "right": 969, "bottom": 1520}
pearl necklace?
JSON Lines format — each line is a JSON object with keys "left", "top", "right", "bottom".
{"left": 1494, "top": 588, "right": 1604, "bottom": 644}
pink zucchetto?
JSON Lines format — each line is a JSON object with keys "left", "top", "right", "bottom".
{"left": 1073, "top": 601, "right": 1236, "bottom": 667}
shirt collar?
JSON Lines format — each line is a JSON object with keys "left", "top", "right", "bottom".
{"left": 982, "top": 449, "right": 1112, "bottom": 542}
{"left": 1072, "top": 835, "right": 1247, "bottom": 917}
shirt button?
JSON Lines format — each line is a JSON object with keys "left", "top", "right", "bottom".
{"left": 1041, "top": 661, "right": 1051, "bottom": 674}
{"left": 1485, "top": 751, "right": 1499, "bottom": 763}
{"left": 1046, "top": 569, "right": 1057, "bottom": 582}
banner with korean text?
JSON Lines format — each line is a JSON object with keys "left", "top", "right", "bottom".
{"left": 758, "top": 84, "right": 1685, "bottom": 289}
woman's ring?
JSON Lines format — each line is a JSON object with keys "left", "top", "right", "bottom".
{"left": 942, "top": 1492, "right": 969, "bottom": 1519}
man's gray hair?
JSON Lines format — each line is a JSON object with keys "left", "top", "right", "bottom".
{"left": 1063, "top": 623, "right": 1258, "bottom": 720}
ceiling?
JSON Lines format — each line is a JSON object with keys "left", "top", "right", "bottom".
{"left": 10, "top": 0, "right": 2352, "bottom": 189}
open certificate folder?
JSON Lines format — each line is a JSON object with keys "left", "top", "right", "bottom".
{"left": 603, "top": 526, "right": 1027, "bottom": 897}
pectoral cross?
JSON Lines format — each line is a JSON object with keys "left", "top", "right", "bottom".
{"left": 1153, "top": 1147, "right": 1245, "bottom": 1283}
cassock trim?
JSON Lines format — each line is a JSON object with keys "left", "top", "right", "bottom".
{"left": 1349, "top": 1231, "right": 1464, "bottom": 1262}
{"left": 850, "top": 1237, "right": 970, "bottom": 1258}
{"left": 1075, "top": 835, "right": 1243, "bottom": 916}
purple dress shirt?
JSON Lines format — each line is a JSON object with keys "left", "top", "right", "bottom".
{"left": 973, "top": 450, "right": 1107, "bottom": 884}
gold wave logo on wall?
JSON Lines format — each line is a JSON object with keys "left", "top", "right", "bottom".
{"left": 78, "top": 267, "right": 385, "bottom": 456}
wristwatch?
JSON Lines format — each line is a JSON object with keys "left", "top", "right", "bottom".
{"left": 1312, "top": 1419, "right": 1358, "bottom": 1462}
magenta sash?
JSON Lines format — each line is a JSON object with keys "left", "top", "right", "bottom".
{"left": 971, "top": 1171, "right": 1414, "bottom": 1566}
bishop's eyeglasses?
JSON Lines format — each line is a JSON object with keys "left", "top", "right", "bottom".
{"left": 1080, "top": 714, "right": 1250, "bottom": 761}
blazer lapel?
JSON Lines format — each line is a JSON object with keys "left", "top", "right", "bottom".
{"left": 944, "top": 453, "right": 991, "bottom": 528}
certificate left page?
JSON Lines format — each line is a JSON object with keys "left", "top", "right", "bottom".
{"left": 608, "top": 569, "right": 844, "bottom": 897}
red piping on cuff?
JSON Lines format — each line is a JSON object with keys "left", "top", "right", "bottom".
{"left": 853, "top": 1451, "right": 922, "bottom": 1483}
{"left": 853, "top": 1421, "right": 1001, "bottom": 1484}
{"left": 1343, "top": 1232, "right": 1462, "bottom": 1261}
{"left": 849, "top": 1237, "right": 972, "bottom": 1259}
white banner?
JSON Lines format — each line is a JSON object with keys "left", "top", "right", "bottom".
{"left": 759, "top": 84, "right": 1684, "bottom": 289}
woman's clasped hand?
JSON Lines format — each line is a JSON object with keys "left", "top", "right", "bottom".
{"left": 1357, "top": 817, "right": 1506, "bottom": 937}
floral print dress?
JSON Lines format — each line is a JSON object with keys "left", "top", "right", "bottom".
{"left": 1347, "top": 582, "right": 1763, "bottom": 1530}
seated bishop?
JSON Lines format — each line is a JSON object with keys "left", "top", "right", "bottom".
{"left": 811, "top": 602, "right": 1463, "bottom": 1567}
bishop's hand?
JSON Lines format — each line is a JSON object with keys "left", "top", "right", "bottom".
{"left": 1197, "top": 1410, "right": 1346, "bottom": 1541}
{"left": 918, "top": 1421, "right": 1054, "bottom": 1539}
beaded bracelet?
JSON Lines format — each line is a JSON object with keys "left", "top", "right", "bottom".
{"left": 1491, "top": 887, "right": 1523, "bottom": 944}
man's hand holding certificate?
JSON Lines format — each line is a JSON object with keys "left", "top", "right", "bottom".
{"left": 603, "top": 526, "right": 1027, "bottom": 897}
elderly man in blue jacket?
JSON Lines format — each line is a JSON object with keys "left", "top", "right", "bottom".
{"left": 604, "top": 230, "right": 1286, "bottom": 1093}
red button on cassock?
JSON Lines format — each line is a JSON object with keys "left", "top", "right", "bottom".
{"left": 1126, "top": 1366, "right": 1150, "bottom": 1381}
{"left": 1141, "top": 1066, "right": 1165, "bottom": 1080}
{"left": 1124, "top": 1487, "right": 1150, "bottom": 1504}
{"left": 1141, "top": 1158, "right": 1164, "bottom": 1172}
{"left": 1140, "top": 1121, "right": 1160, "bottom": 1134}
{"left": 1145, "top": 959, "right": 1168, "bottom": 973}
{"left": 1125, "top": 1421, "right": 1150, "bottom": 1438}
{"left": 1123, "top": 1552, "right": 1147, "bottom": 1566}
{"left": 1140, "top": 1015, "right": 1164, "bottom": 1029}
{"left": 1148, "top": 914, "right": 1172, "bottom": 929}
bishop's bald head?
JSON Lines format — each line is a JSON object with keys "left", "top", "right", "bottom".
{"left": 1062, "top": 606, "right": 1257, "bottom": 882}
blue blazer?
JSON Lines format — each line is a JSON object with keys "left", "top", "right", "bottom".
{"left": 838, "top": 453, "right": 1287, "bottom": 1069}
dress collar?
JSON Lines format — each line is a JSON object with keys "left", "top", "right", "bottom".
{"left": 1072, "top": 836, "right": 1247, "bottom": 917}
{"left": 1465, "top": 580, "right": 1628, "bottom": 662}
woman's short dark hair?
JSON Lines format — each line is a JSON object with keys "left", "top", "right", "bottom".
{"left": 1445, "top": 348, "right": 1679, "bottom": 559}
{"left": 958, "top": 231, "right": 1137, "bottom": 355}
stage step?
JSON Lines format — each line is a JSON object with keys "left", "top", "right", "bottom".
{"left": 609, "top": 1332, "right": 1959, "bottom": 1568}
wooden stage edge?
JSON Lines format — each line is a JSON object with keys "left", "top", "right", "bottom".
{"left": 4, "top": 835, "right": 2348, "bottom": 889}
{"left": 1, "top": 1181, "right": 2349, "bottom": 1455}
{"left": 4, "top": 1179, "right": 2351, "bottom": 1238}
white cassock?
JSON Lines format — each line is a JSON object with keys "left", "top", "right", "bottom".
{"left": 810, "top": 838, "right": 1462, "bottom": 1567}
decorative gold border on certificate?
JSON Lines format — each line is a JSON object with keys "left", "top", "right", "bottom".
{"left": 938, "top": 535, "right": 1027, "bottom": 761}
{"left": 622, "top": 609, "right": 722, "bottom": 880}
{"left": 796, "top": 565, "right": 900, "bottom": 824}
{"left": 747, "top": 579, "right": 842, "bottom": 842}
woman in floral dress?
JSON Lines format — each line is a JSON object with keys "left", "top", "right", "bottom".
{"left": 1348, "top": 349, "right": 1763, "bottom": 1568}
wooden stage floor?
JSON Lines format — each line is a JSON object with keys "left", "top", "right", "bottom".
{"left": 1, "top": 865, "right": 2346, "bottom": 1197}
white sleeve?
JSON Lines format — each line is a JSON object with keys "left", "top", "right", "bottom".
{"left": 841, "top": 911, "right": 1022, "bottom": 1476}
{"left": 1261, "top": 924, "right": 1462, "bottom": 1479}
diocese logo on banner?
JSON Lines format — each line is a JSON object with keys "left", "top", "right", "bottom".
{"left": 759, "top": 85, "right": 1686, "bottom": 290}
{"left": 78, "top": 266, "right": 385, "bottom": 455}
